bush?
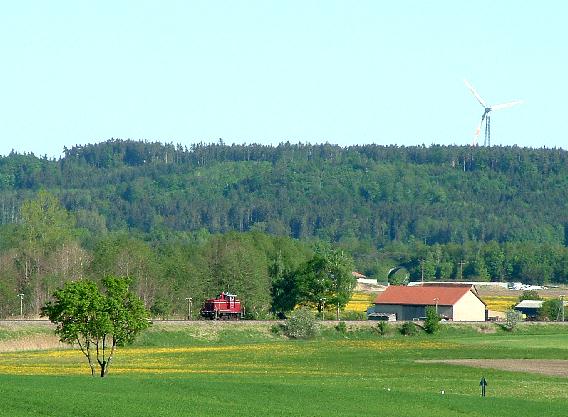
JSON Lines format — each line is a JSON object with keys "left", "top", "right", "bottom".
{"left": 335, "top": 321, "right": 347, "bottom": 334}
{"left": 244, "top": 308, "right": 274, "bottom": 320}
{"left": 377, "top": 321, "right": 389, "bottom": 336}
{"left": 149, "top": 298, "right": 171, "bottom": 319}
{"left": 505, "top": 309, "right": 521, "bottom": 331}
{"left": 539, "top": 298, "right": 566, "bottom": 321}
{"left": 270, "top": 323, "right": 284, "bottom": 336}
{"left": 423, "top": 306, "right": 441, "bottom": 334}
{"left": 518, "top": 290, "right": 541, "bottom": 302}
{"left": 283, "top": 307, "right": 319, "bottom": 339}
{"left": 400, "top": 322, "right": 418, "bottom": 336}
{"left": 339, "top": 311, "right": 367, "bottom": 321}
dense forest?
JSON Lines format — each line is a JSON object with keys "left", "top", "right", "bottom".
{"left": 1, "top": 139, "right": 568, "bottom": 317}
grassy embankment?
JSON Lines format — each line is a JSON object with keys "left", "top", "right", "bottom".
{"left": 1, "top": 321, "right": 568, "bottom": 416}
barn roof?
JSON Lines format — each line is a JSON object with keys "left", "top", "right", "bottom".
{"left": 373, "top": 285, "right": 482, "bottom": 306}
{"left": 515, "top": 300, "right": 543, "bottom": 309}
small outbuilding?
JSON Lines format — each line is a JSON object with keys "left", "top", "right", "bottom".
{"left": 514, "top": 300, "right": 543, "bottom": 319}
{"left": 367, "top": 285, "right": 486, "bottom": 322}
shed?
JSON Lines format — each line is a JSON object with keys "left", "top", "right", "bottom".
{"left": 367, "top": 285, "right": 486, "bottom": 322}
{"left": 514, "top": 300, "right": 543, "bottom": 319}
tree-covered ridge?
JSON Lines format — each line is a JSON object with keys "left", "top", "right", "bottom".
{"left": 1, "top": 140, "right": 567, "bottom": 245}
{"left": 1, "top": 140, "right": 568, "bottom": 297}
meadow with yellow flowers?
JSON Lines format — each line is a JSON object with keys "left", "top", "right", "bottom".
{"left": 1, "top": 322, "right": 568, "bottom": 416}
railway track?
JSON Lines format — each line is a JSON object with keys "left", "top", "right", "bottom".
{"left": 2, "top": 319, "right": 567, "bottom": 326}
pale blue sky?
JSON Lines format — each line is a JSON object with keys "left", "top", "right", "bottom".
{"left": 0, "top": 1, "right": 565, "bottom": 157}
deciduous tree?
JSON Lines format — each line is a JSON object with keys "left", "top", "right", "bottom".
{"left": 41, "top": 276, "right": 150, "bottom": 377}
{"left": 294, "top": 246, "right": 355, "bottom": 313}
{"left": 539, "top": 298, "right": 565, "bottom": 321}
{"left": 424, "top": 306, "right": 441, "bottom": 334}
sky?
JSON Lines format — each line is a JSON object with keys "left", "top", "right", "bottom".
{"left": 0, "top": 1, "right": 566, "bottom": 158}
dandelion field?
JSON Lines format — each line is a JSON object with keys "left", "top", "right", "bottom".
{"left": 1, "top": 323, "right": 568, "bottom": 416}
{"left": 344, "top": 292, "right": 374, "bottom": 313}
{"left": 482, "top": 295, "right": 519, "bottom": 312}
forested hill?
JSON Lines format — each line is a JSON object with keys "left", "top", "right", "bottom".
{"left": 2, "top": 138, "right": 568, "bottom": 296}
{"left": 1, "top": 139, "right": 567, "bottom": 247}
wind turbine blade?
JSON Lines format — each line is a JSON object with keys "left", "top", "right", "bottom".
{"left": 491, "top": 100, "right": 523, "bottom": 111}
{"left": 464, "top": 79, "right": 487, "bottom": 107}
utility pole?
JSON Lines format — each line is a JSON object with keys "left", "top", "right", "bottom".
{"left": 459, "top": 260, "right": 465, "bottom": 281}
{"left": 560, "top": 295, "right": 565, "bottom": 322}
{"left": 17, "top": 293, "right": 24, "bottom": 317}
{"left": 185, "top": 297, "right": 192, "bottom": 320}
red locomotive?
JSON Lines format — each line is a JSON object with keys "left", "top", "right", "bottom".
{"left": 200, "top": 292, "right": 244, "bottom": 320}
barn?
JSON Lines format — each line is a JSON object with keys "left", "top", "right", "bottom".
{"left": 368, "top": 285, "right": 486, "bottom": 321}
{"left": 514, "top": 300, "right": 543, "bottom": 319}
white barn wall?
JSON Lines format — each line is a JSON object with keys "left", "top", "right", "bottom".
{"left": 452, "top": 291, "right": 486, "bottom": 321}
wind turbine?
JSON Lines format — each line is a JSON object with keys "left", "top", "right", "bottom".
{"left": 464, "top": 80, "right": 523, "bottom": 146}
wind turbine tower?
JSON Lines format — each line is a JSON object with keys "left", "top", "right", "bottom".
{"left": 465, "top": 80, "right": 523, "bottom": 146}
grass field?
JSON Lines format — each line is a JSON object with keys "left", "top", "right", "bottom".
{"left": 1, "top": 322, "right": 568, "bottom": 416}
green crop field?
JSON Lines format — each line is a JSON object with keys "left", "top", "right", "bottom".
{"left": 1, "top": 322, "right": 568, "bottom": 416}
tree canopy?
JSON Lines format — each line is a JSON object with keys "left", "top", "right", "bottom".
{"left": 41, "top": 276, "right": 150, "bottom": 377}
{"left": 2, "top": 140, "right": 568, "bottom": 248}
{"left": 278, "top": 246, "right": 355, "bottom": 314}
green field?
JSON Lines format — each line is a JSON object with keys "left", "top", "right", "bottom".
{"left": 1, "top": 323, "right": 568, "bottom": 416}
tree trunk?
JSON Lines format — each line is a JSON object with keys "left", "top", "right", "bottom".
{"left": 87, "top": 347, "right": 95, "bottom": 376}
{"left": 103, "top": 341, "right": 117, "bottom": 377}
{"left": 77, "top": 339, "right": 96, "bottom": 377}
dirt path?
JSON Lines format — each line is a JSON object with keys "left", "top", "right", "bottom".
{"left": 420, "top": 359, "right": 568, "bottom": 377}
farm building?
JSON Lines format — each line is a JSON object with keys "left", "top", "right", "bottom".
{"left": 367, "top": 285, "right": 486, "bottom": 321}
{"left": 352, "top": 271, "right": 378, "bottom": 286}
{"left": 514, "top": 300, "right": 543, "bottom": 319}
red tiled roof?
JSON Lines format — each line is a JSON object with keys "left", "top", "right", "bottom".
{"left": 373, "top": 285, "right": 475, "bottom": 306}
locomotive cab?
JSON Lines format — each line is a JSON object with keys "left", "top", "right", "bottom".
{"left": 200, "top": 292, "right": 244, "bottom": 320}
